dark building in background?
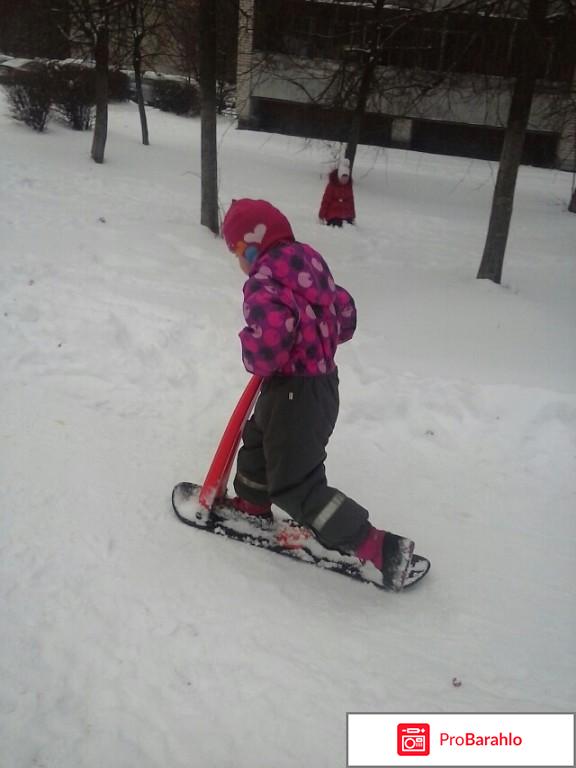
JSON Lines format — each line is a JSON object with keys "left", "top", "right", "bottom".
{"left": 236, "top": 0, "right": 576, "bottom": 169}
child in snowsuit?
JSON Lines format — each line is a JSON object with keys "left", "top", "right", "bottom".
{"left": 221, "top": 198, "right": 414, "bottom": 590}
{"left": 319, "top": 157, "right": 356, "bottom": 227}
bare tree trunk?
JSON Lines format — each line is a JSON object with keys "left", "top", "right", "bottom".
{"left": 133, "top": 38, "right": 149, "bottom": 145}
{"left": 477, "top": 0, "right": 547, "bottom": 283}
{"left": 91, "top": 23, "right": 109, "bottom": 164}
{"left": 345, "top": 0, "right": 384, "bottom": 172}
{"left": 476, "top": 74, "right": 536, "bottom": 282}
{"left": 345, "top": 53, "right": 378, "bottom": 171}
{"left": 199, "top": 0, "right": 219, "bottom": 234}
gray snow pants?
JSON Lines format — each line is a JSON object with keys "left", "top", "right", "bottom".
{"left": 233, "top": 370, "right": 370, "bottom": 552}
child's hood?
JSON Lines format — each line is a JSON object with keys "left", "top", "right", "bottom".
{"left": 222, "top": 199, "right": 295, "bottom": 260}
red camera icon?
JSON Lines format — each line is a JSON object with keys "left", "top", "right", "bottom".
{"left": 397, "top": 723, "right": 430, "bottom": 756}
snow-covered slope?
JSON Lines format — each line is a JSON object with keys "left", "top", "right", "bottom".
{"left": 1, "top": 95, "right": 575, "bottom": 768}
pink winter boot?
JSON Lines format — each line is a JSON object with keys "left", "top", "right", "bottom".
{"left": 231, "top": 496, "right": 273, "bottom": 523}
{"left": 355, "top": 525, "right": 385, "bottom": 570}
{"left": 355, "top": 524, "right": 415, "bottom": 592}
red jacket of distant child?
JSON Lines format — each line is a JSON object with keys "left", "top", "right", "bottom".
{"left": 319, "top": 169, "right": 356, "bottom": 223}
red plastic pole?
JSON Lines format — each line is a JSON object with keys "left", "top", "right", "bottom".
{"left": 198, "top": 375, "right": 262, "bottom": 510}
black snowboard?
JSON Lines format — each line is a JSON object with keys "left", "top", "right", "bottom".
{"left": 172, "top": 482, "right": 430, "bottom": 592}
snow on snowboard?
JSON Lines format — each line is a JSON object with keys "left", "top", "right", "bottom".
{"left": 172, "top": 482, "right": 430, "bottom": 592}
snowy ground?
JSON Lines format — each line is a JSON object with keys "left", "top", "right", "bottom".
{"left": 1, "top": 94, "right": 575, "bottom": 768}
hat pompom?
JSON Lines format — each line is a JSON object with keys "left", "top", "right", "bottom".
{"left": 338, "top": 157, "right": 351, "bottom": 181}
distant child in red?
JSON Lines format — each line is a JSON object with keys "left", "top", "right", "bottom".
{"left": 319, "top": 158, "right": 356, "bottom": 227}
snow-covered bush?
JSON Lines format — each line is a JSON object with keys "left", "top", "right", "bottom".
{"left": 4, "top": 67, "right": 52, "bottom": 131}
{"left": 216, "top": 80, "right": 235, "bottom": 115}
{"left": 51, "top": 63, "right": 95, "bottom": 130}
{"left": 149, "top": 78, "right": 199, "bottom": 116}
{"left": 108, "top": 69, "right": 131, "bottom": 102}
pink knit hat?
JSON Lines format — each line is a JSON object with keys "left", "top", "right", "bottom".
{"left": 222, "top": 199, "right": 294, "bottom": 264}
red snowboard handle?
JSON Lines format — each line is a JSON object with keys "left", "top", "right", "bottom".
{"left": 199, "top": 375, "right": 262, "bottom": 510}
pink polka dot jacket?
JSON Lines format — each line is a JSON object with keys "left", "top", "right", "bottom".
{"left": 222, "top": 199, "right": 357, "bottom": 378}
